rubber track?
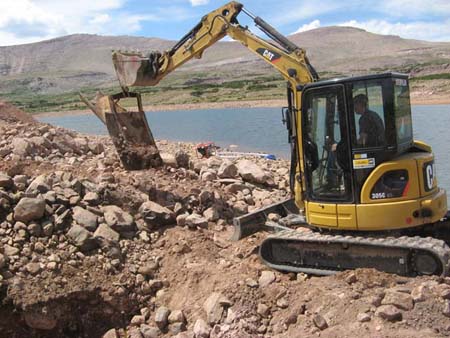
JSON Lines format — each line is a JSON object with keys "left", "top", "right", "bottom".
{"left": 259, "top": 229, "right": 450, "bottom": 276}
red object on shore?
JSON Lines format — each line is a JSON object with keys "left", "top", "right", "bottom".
{"left": 196, "top": 142, "right": 217, "bottom": 158}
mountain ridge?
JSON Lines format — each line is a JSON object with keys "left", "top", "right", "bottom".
{"left": 0, "top": 26, "right": 449, "bottom": 97}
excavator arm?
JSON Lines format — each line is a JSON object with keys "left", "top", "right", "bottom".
{"left": 113, "top": 1, "right": 317, "bottom": 90}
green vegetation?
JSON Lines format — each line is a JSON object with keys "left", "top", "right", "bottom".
{"left": 0, "top": 85, "right": 123, "bottom": 113}
{"left": 0, "top": 72, "right": 287, "bottom": 113}
{"left": 2, "top": 66, "right": 447, "bottom": 114}
{"left": 411, "top": 73, "right": 450, "bottom": 81}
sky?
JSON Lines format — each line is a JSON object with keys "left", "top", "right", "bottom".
{"left": 1, "top": 0, "right": 450, "bottom": 46}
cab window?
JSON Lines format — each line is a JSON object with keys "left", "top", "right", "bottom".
{"left": 393, "top": 78, "right": 413, "bottom": 146}
{"left": 352, "top": 81, "right": 386, "bottom": 148}
{"left": 303, "top": 86, "right": 352, "bottom": 202}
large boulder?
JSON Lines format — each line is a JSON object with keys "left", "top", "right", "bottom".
{"left": 217, "top": 160, "right": 238, "bottom": 179}
{"left": 259, "top": 270, "right": 276, "bottom": 288}
{"left": 14, "top": 197, "right": 46, "bottom": 223}
{"left": 313, "top": 314, "right": 328, "bottom": 330}
{"left": 160, "top": 153, "right": 177, "bottom": 167}
{"left": 203, "top": 292, "right": 232, "bottom": 325}
{"left": 102, "top": 205, "right": 135, "bottom": 234}
{"left": 29, "top": 136, "right": 51, "bottom": 150}
{"left": 185, "top": 213, "right": 208, "bottom": 229}
{"left": 375, "top": 305, "right": 402, "bottom": 322}
{"left": 93, "top": 223, "right": 120, "bottom": 242}
{"left": 193, "top": 319, "right": 210, "bottom": 338}
{"left": 225, "top": 183, "right": 248, "bottom": 194}
{"left": 175, "top": 150, "right": 190, "bottom": 168}
{"left": 0, "top": 172, "right": 13, "bottom": 189}
{"left": 12, "top": 138, "right": 32, "bottom": 156}
{"left": 236, "top": 159, "right": 273, "bottom": 185}
{"left": 72, "top": 206, "right": 98, "bottom": 231}
{"left": 88, "top": 141, "right": 104, "bottom": 155}
{"left": 203, "top": 206, "right": 219, "bottom": 222}
{"left": 4, "top": 244, "right": 20, "bottom": 256}
{"left": 26, "top": 174, "right": 52, "bottom": 194}
{"left": 155, "top": 306, "right": 171, "bottom": 330}
{"left": 381, "top": 290, "right": 414, "bottom": 310}
{"left": 53, "top": 134, "right": 79, "bottom": 154}
{"left": 193, "top": 318, "right": 211, "bottom": 338}
{"left": 0, "top": 253, "right": 6, "bottom": 269}
{"left": 83, "top": 192, "right": 100, "bottom": 205}
{"left": 0, "top": 148, "right": 11, "bottom": 158}
{"left": 139, "top": 201, "right": 174, "bottom": 228}
{"left": 67, "top": 224, "right": 97, "bottom": 251}
{"left": 24, "top": 312, "right": 57, "bottom": 330}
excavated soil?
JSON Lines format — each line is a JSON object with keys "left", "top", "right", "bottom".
{"left": 0, "top": 101, "right": 35, "bottom": 124}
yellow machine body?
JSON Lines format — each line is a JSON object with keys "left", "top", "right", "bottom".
{"left": 305, "top": 151, "right": 447, "bottom": 231}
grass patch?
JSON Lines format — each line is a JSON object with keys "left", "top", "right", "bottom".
{"left": 411, "top": 73, "right": 450, "bottom": 81}
{"left": 0, "top": 71, "right": 287, "bottom": 113}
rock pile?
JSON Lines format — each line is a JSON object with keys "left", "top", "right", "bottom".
{"left": 1, "top": 109, "right": 450, "bottom": 338}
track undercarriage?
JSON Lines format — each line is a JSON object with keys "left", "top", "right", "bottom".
{"left": 233, "top": 199, "right": 450, "bottom": 277}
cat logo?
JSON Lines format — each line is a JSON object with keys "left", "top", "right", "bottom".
{"left": 256, "top": 48, "right": 281, "bottom": 63}
{"left": 263, "top": 49, "right": 275, "bottom": 61}
{"left": 424, "top": 162, "right": 435, "bottom": 191}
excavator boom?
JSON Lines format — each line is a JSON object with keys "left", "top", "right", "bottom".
{"left": 112, "top": 1, "right": 316, "bottom": 90}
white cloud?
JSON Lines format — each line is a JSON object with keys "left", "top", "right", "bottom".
{"left": 0, "top": 0, "right": 155, "bottom": 46}
{"left": 189, "top": 0, "right": 209, "bottom": 6}
{"left": 90, "top": 14, "right": 111, "bottom": 25}
{"left": 339, "top": 19, "right": 450, "bottom": 41}
{"left": 0, "top": 31, "right": 41, "bottom": 46}
{"left": 378, "top": 0, "right": 450, "bottom": 18}
{"left": 270, "top": 1, "right": 343, "bottom": 26}
{"left": 292, "top": 20, "right": 321, "bottom": 34}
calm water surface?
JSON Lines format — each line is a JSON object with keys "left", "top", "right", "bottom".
{"left": 38, "top": 105, "right": 450, "bottom": 198}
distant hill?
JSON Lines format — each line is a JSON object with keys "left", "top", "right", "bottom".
{"left": 0, "top": 27, "right": 449, "bottom": 95}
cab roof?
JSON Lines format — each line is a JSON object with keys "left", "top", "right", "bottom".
{"left": 302, "top": 72, "right": 409, "bottom": 90}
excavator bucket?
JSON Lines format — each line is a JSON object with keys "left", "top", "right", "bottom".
{"left": 112, "top": 51, "right": 161, "bottom": 88}
{"left": 80, "top": 91, "right": 162, "bottom": 170}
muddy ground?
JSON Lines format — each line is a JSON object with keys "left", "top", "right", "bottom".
{"left": 1, "top": 101, "right": 450, "bottom": 338}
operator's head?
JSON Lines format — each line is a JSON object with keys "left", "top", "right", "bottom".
{"left": 354, "top": 94, "right": 368, "bottom": 115}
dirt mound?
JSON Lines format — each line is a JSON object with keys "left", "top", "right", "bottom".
{"left": 0, "top": 100, "right": 35, "bottom": 123}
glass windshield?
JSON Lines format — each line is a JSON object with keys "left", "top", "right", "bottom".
{"left": 304, "top": 86, "right": 352, "bottom": 201}
{"left": 393, "top": 78, "right": 413, "bottom": 145}
{"left": 352, "top": 81, "right": 386, "bottom": 148}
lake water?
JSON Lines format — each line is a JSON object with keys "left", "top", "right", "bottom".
{"left": 38, "top": 105, "right": 450, "bottom": 198}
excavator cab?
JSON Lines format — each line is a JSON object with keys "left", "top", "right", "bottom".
{"left": 300, "top": 72, "right": 447, "bottom": 231}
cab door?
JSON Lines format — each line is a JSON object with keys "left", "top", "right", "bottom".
{"left": 302, "top": 85, "right": 355, "bottom": 228}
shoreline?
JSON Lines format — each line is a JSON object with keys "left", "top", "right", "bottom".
{"left": 35, "top": 96, "right": 450, "bottom": 118}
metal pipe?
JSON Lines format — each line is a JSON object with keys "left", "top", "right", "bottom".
{"left": 241, "top": 6, "right": 256, "bottom": 19}
{"left": 253, "top": 16, "right": 299, "bottom": 53}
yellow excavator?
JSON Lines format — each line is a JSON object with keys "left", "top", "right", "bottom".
{"left": 83, "top": 1, "right": 450, "bottom": 276}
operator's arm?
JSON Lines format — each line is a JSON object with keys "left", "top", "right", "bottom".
{"left": 358, "top": 115, "right": 369, "bottom": 147}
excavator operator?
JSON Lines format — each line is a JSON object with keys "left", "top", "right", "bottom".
{"left": 354, "top": 94, "right": 386, "bottom": 147}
